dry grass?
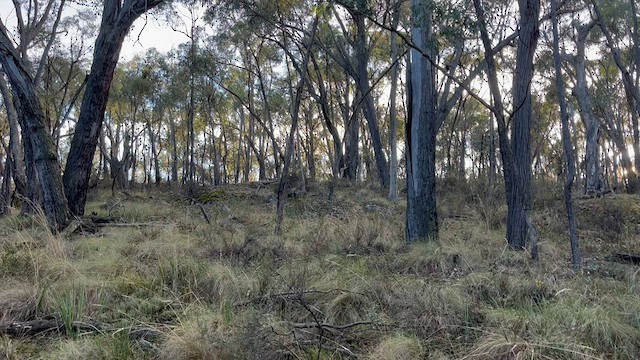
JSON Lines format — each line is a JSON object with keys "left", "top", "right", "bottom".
{"left": 0, "top": 180, "right": 638, "bottom": 359}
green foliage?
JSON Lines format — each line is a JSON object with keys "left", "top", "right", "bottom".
{"left": 90, "top": 333, "right": 139, "bottom": 360}
{"left": 51, "top": 285, "right": 90, "bottom": 338}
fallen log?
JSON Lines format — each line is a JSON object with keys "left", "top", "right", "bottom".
{"left": 604, "top": 253, "right": 640, "bottom": 265}
{"left": 0, "top": 319, "right": 109, "bottom": 336}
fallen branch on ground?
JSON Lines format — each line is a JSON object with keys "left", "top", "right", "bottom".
{"left": 0, "top": 319, "right": 167, "bottom": 341}
{"left": 234, "top": 288, "right": 363, "bottom": 307}
{"left": 290, "top": 320, "right": 375, "bottom": 330}
{"left": 0, "top": 319, "right": 111, "bottom": 336}
{"left": 604, "top": 253, "right": 640, "bottom": 265}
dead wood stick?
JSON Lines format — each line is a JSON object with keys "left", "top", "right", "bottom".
{"left": 0, "top": 319, "right": 110, "bottom": 336}
{"left": 233, "top": 288, "right": 361, "bottom": 307}
{"left": 198, "top": 203, "right": 211, "bottom": 224}
{"left": 291, "top": 320, "right": 375, "bottom": 330}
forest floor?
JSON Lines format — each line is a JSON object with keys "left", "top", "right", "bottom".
{"left": 1, "top": 179, "right": 640, "bottom": 359}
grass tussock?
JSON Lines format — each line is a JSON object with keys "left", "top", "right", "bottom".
{"left": 0, "top": 180, "right": 638, "bottom": 359}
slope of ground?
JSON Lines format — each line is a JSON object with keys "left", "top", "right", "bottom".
{"left": 0, "top": 180, "right": 639, "bottom": 359}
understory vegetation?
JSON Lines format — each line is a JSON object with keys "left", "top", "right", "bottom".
{"left": 1, "top": 180, "right": 639, "bottom": 359}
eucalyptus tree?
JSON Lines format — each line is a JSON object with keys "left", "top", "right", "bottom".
{"left": 0, "top": 74, "right": 26, "bottom": 198}
{"left": 406, "top": 0, "right": 439, "bottom": 242}
{"left": 159, "top": 51, "right": 189, "bottom": 184}
{"left": 164, "top": 3, "right": 206, "bottom": 183}
{"left": 589, "top": 0, "right": 640, "bottom": 192}
{"left": 200, "top": 12, "right": 289, "bottom": 181}
{"left": 473, "top": 0, "right": 539, "bottom": 256}
{"left": 0, "top": 28, "right": 70, "bottom": 230}
{"left": 64, "top": 0, "right": 167, "bottom": 216}
{"left": 404, "top": 0, "right": 512, "bottom": 242}
{"left": 0, "top": 0, "right": 71, "bottom": 229}
{"left": 320, "top": 1, "right": 390, "bottom": 188}
{"left": 139, "top": 49, "right": 169, "bottom": 186}
{"left": 550, "top": 0, "right": 581, "bottom": 269}
{"left": 275, "top": 12, "right": 320, "bottom": 235}
{"left": 388, "top": 0, "right": 401, "bottom": 202}
{"left": 507, "top": 0, "right": 540, "bottom": 249}
{"left": 565, "top": 18, "right": 601, "bottom": 194}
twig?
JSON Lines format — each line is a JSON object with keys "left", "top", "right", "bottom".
{"left": 234, "top": 289, "right": 358, "bottom": 307}
{"left": 198, "top": 203, "right": 211, "bottom": 224}
{"left": 99, "top": 222, "right": 172, "bottom": 227}
{"left": 290, "top": 320, "right": 375, "bottom": 331}
{"left": 0, "top": 319, "right": 110, "bottom": 336}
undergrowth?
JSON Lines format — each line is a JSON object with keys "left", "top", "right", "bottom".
{"left": 0, "top": 180, "right": 638, "bottom": 359}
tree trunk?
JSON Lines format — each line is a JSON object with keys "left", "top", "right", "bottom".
{"left": 573, "top": 21, "right": 601, "bottom": 194}
{"left": 388, "top": 0, "right": 400, "bottom": 202}
{"left": 235, "top": 106, "right": 245, "bottom": 184}
{"left": 406, "top": 0, "right": 439, "bottom": 243}
{"left": 551, "top": 0, "right": 581, "bottom": 269}
{"left": 188, "top": 33, "right": 197, "bottom": 183}
{"left": 489, "top": 112, "right": 497, "bottom": 186}
{"left": 63, "top": 0, "right": 163, "bottom": 215}
{"left": 474, "top": 0, "right": 538, "bottom": 257}
{"left": 591, "top": 0, "right": 640, "bottom": 192}
{"left": 275, "top": 16, "right": 319, "bottom": 235}
{"left": 0, "top": 28, "right": 70, "bottom": 230}
{"left": 256, "top": 62, "right": 281, "bottom": 177}
{"left": 0, "top": 73, "right": 27, "bottom": 196}
{"left": 0, "top": 145, "right": 12, "bottom": 216}
{"left": 353, "top": 11, "right": 389, "bottom": 189}
{"left": 244, "top": 113, "right": 253, "bottom": 183}
{"left": 304, "top": 105, "right": 316, "bottom": 182}
{"left": 343, "top": 101, "right": 360, "bottom": 180}
{"left": 168, "top": 110, "right": 178, "bottom": 184}
{"left": 508, "top": 0, "right": 539, "bottom": 249}
{"left": 309, "top": 54, "right": 343, "bottom": 179}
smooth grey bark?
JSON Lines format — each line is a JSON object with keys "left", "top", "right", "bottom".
{"left": 63, "top": 0, "right": 164, "bottom": 215}
{"left": 0, "top": 27, "right": 70, "bottom": 231}
{"left": 304, "top": 105, "right": 316, "bottom": 181}
{"left": 551, "top": 0, "right": 581, "bottom": 269}
{"left": 168, "top": 109, "right": 179, "bottom": 183}
{"left": 488, "top": 112, "right": 497, "bottom": 186}
{"left": 388, "top": 0, "right": 400, "bottom": 202}
{"left": 244, "top": 109, "right": 253, "bottom": 183}
{"left": 187, "top": 34, "right": 197, "bottom": 183}
{"left": 0, "top": 148, "right": 11, "bottom": 216}
{"left": 458, "top": 104, "right": 468, "bottom": 179}
{"left": 295, "top": 131, "right": 307, "bottom": 192}
{"left": 572, "top": 20, "right": 601, "bottom": 194}
{"left": 212, "top": 132, "right": 222, "bottom": 185}
{"left": 406, "top": 0, "right": 439, "bottom": 243}
{"left": 33, "top": 0, "right": 67, "bottom": 84}
{"left": 235, "top": 106, "right": 245, "bottom": 184}
{"left": 147, "top": 117, "right": 161, "bottom": 185}
{"left": 0, "top": 73, "right": 27, "bottom": 196}
{"left": 343, "top": 81, "right": 360, "bottom": 180}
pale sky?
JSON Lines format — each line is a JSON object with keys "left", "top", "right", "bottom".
{"left": 0, "top": 1, "right": 192, "bottom": 61}
{"left": 122, "top": 13, "right": 191, "bottom": 60}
